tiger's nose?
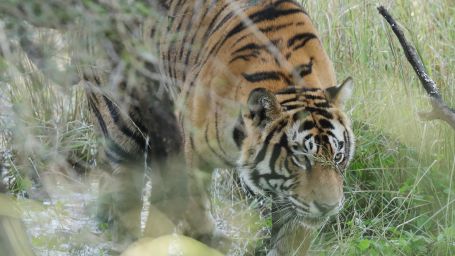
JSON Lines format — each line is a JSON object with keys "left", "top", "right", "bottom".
{"left": 314, "top": 201, "right": 338, "bottom": 215}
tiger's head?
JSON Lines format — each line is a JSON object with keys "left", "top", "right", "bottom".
{"left": 238, "top": 78, "right": 354, "bottom": 227}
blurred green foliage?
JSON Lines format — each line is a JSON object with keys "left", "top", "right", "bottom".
{"left": 0, "top": 0, "right": 453, "bottom": 255}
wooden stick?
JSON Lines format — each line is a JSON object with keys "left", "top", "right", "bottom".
{"left": 378, "top": 6, "right": 455, "bottom": 130}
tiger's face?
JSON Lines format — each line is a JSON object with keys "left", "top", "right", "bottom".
{"left": 238, "top": 78, "right": 354, "bottom": 227}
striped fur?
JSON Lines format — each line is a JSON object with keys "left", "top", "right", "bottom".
{"left": 86, "top": 0, "right": 355, "bottom": 254}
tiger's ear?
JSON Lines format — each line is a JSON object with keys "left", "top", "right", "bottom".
{"left": 325, "top": 77, "right": 353, "bottom": 108}
{"left": 246, "top": 88, "right": 282, "bottom": 128}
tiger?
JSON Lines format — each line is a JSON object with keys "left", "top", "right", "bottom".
{"left": 84, "top": 0, "right": 355, "bottom": 255}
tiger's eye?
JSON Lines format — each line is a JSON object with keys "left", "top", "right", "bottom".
{"left": 334, "top": 152, "right": 343, "bottom": 163}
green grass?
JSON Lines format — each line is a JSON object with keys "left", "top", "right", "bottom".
{"left": 302, "top": 0, "right": 455, "bottom": 255}
{"left": 0, "top": 0, "right": 454, "bottom": 255}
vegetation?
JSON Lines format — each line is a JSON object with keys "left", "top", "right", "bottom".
{"left": 304, "top": 0, "right": 455, "bottom": 254}
{"left": 0, "top": 0, "right": 453, "bottom": 255}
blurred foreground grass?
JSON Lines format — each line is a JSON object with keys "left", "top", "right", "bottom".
{"left": 0, "top": 0, "right": 454, "bottom": 255}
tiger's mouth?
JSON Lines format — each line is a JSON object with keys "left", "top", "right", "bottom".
{"left": 288, "top": 198, "right": 336, "bottom": 228}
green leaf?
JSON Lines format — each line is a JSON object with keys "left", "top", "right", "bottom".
{"left": 358, "top": 239, "right": 371, "bottom": 251}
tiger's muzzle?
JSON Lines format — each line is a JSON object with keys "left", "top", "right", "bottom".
{"left": 291, "top": 162, "right": 344, "bottom": 226}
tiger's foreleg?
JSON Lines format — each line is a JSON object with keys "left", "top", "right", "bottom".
{"left": 99, "top": 160, "right": 145, "bottom": 244}
{"left": 87, "top": 91, "right": 148, "bottom": 244}
{"left": 133, "top": 93, "right": 192, "bottom": 238}
{"left": 267, "top": 202, "right": 312, "bottom": 256}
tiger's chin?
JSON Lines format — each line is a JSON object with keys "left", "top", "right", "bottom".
{"left": 298, "top": 215, "right": 329, "bottom": 229}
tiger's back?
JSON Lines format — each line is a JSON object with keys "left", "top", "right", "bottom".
{"left": 156, "top": 0, "right": 338, "bottom": 167}
{"left": 86, "top": 0, "right": 355, "bottom": 255}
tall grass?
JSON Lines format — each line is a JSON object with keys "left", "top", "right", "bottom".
{"left": 302, "top": 0, "right": 455, "bottom": 254}
{"left": 0, "top": 28, "right": 97, "bottom": 196}
{"left": 0, "top": 0, "right": 453, "bottom": 255}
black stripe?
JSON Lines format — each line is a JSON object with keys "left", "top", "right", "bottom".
{"left": 173, "top": 4, "right": 190, "bottom": 80}
{"left": 269, "top": 140, "right": 283, "bottom": 173}
{"left": 293, "top": 39, "right": 318, "bottom": 51}
{"left": 243, "top": 71, "right": 281, "bottom": 82}
{"left": 254, "top": 132, "right": 276, "bottom": 164}
{"left": 88, "top": 97, "right": 108, "bottom": 137}
{"left": 275, "top": 86, "right": 320, "bottom": 95}
{"left": 320, "top": 134, "right": 330, "bottom": 144}
{"left": 102, "top": 96, "right": 146, "bottom": 148}
{"left": 190, "top": 5, "right": 304, "bottom": 101}
{"left": 279, "top": 97, "right": 298, "bottom": 105}
{"left": 259, "top": 21, "right": 294, "bottom": 33}
{"left": 303, "top": 155, "right": 312, "bottom": 170}
{"left": 183, "top": 3, "right": 211, "bottom": 74}
{"left": 88, "top": 95, "right": 142, "bottom": 163}
{"left": 306, "top": 107, "right": 334, "bottom": 119}
{"left": 242, "top": 71, "right": 291, "bottom": 85}
{"left": 233, "top": 42, "right": 263, "bottom": 55}
{"left": 275, "top": 87, "right": 297, "bottom": 95}
{"left": 166, "top": 0, "right": 186, "bottom": 82}
{"left": 106, "top": 140, "right": 139, "bottom": 163}
{"left": 182, "top": 6, "right": 234, "bottom": 102}
{"left": 295, "top": 58, "right": 313, "bottom": 77}
{"left": 279, "top": 132, "right": 291, "bottom": 154}
{"left": 254, "top": 120, "right": 288, "bottom": 164}
{"left": 302, "top": 134, "right": 314, "bottom": 154}
{"left": 284, "top": 156, "right": 297, "bottom": 175}
{"left": 194, "top": 3, "right": 231, "bottom": 64}
{"left": 291, "top": 196, "right": 310, "bottom": 208}
{"left": 325, "top": 130, "right": 337, "bottom": 139}
{"left": 274, "top": 0, "right": 306, "bottom": 12}
{"left": 229, "top": 54, "right": 259, "bottom": 64}
{"left": 261, "top": 173, "right": 287, "bottom": 184}
{"left": 208, "top": 3, "right": 231, "bottom": 35}
{"left": 206, "top": 5, "right": 306, "bottom": 70}
{"left": 250, "top": 168, "right": 261, "bottom": 187}
{"left": 342, "top": 130, "right": 350, "bottom": 169}
{"left": 287, "top": 32, "right": 317, "bottom": 48}
{"left": 270, "top": 133, "right": 291, "bottom": 175}
{"left": 300, "top": 120, "right": 315, "bottom": 131}
{"left": 130, "top": 106, "right": 150, "bottom": 134}
{"left": 318, "top": 119, "right": 335, "bottom": 130}
{"left": 229, "top": 42, "right": 264, "bottom": 63}
{"left": 222, "top": 7, "right": 305, "bottom": 48}
{"left": 338, "top": 141, "right": 345, "bottom": 150}
{"left": 304, "top": 94, "right": 327, "bottom": 100}
{"left": 170, "top": 0, "right": 185, "bottom": 16}
{"left": 230, "top": 34, "right": 250, "bottom": 49}
{"left": 233, "top": 116, "right": 246, "bottom": 148}
{"left": 282, "top": 104, "right": 305, "bottom": 111}
{"left": 179, "top": 5, "right": 197, "bottom": 73}
{"left": 210, "top": 11, "right": 235, "bottom": 38}
{"left": 314, "top": 102, "right": 331, "bottom": 108}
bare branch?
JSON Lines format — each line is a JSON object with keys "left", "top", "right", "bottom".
{"left": 378, "top": 6, "right": 455, "bottom": 130}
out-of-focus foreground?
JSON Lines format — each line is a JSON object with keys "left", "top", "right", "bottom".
{"left": 0, "top": 0, "right": 454, "bottom": 255}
